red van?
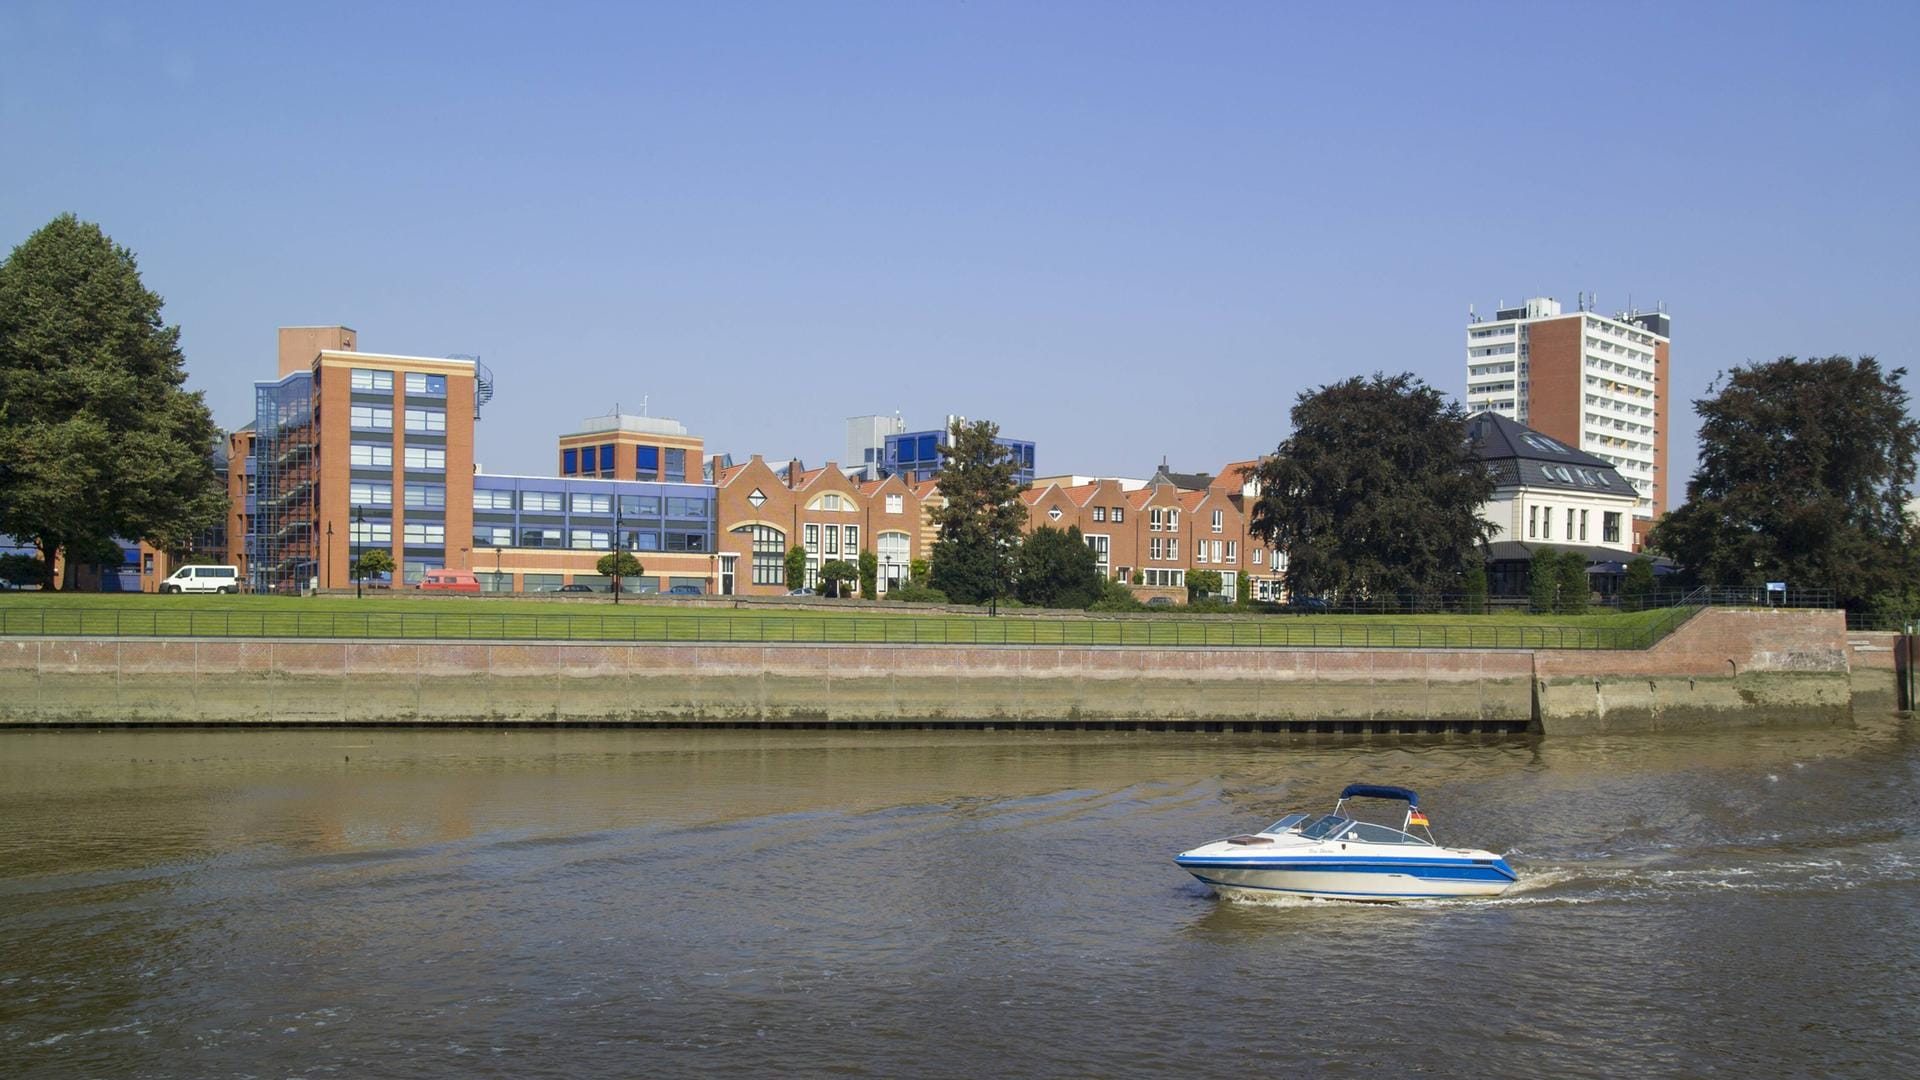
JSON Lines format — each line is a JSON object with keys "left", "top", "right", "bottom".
{"left": 418, "top": 570, "right": 481, "bottom": 593}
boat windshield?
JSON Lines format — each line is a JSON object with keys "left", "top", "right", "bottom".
{"left": 1342, "top": 821, "right": 1433, "bottom": 846}
{"left": 1261, "top": 813, "right": 1310, "bottom": 834}
{"left": 1297, "top": 814, "right": 1353, "bottom": 841}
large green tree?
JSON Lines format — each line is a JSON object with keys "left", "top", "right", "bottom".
{"left": 1650, "top": 356, "right": 1918, "bottom": 610}
{"left": 1014, "top": 525, "right": 1103, "bottom": 609}
{"left": 1248, "top": 373, "right": 1495, "bottom": 601}
{"left": 929, "top": 418, "right": 1029, "bottom": 604}
{"left": 0, "top": 215, "right": 226, "bottom": 589}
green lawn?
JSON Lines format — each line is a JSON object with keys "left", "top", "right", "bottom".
{"left": 0, "top": 592, "right": 1688, "bottom": 649}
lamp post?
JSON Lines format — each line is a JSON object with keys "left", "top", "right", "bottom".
{"left": 613, "top": 496, "right": 622, "bottom": 605}
{"left": 325, "top": 521, "right": 333, "bottom": 592}
{"left": 354, "top": 506, "right": 364, "bottom": 600}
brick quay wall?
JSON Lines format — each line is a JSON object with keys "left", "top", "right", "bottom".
{"left": 0, "top": 610, "right": 1873, "bottom": 735}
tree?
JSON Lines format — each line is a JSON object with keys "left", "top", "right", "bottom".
{"left": 818, "top": 559, "right": 858, "bottom": 598}
{"left": 785, "top": 546, "right": 808, "bottom": 592}
{"left": 1651, "top": 356, "right": 1919, "bottom": 611}
{"left": 1461, "top": 564, "right": 1488, "bottom": 615}
{"left": 928, "top": 418, "right": 1028, "bottom": 604}
{"left": 1621, "top": 556, "right": 1656, "bottom": 611}
{"left": 596, "top": 550, "right": 644, "bottom": 602}
{"left": 1014, "top": 526, "right": 1104, "bottom": 609}
{"left": 1186, "top": 568, "right": 1223, "bottom": 602}
{"left": 351, "top": 549, "right": 395, "bottom": 587}
{"left": 0, "top": 215, "right": 226, "bottom": 590}
{"left": 1554, "top": 551, "right": 1590, "bottom": 615}
{"left": 1529, "top": 549, "right": 1563, "bottom": 614}
{"left": 1236, "top": 573, "right": 1252, "bottom": 605}
{"left": 909, "top": 558, "right": 929, "bottom": 584}
{"left": 858, "top": 549, "right": 878, "bottom": 600}
{"left": 1248, "top": 373, "right": 1495, "bottom": 603}
{"left": 0, "top": 552, "right": 42, "bottom": 587}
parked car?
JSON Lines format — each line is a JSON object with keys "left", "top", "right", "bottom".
{"left": 556, "top": 583, "right": 596, "bottom": 593}
{"left": 666, "top": 584, "right": 704, "bottom": 596}
{"left": 1286, "top": 596, "right": 1331, "bottom": 614}
{"left": 786, "top": 588, "right": 817, "bottom": 597}
{"left": 1146, "top": 596, "right": 1174, "bottom": 607}
{"left": 418, "top": 570, "right": 480, "bottom": 593}
{"left": 160, "top": 564, "right": 242, "bottom": 594}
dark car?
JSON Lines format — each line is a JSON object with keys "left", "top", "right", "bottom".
{"left": 1146, "top": 596, "right": 1174, "bottom": 607}
{"left": 556, "top": 583, "right": 596, "bottom": 593}
{"left": 1285, "top": 596, "right": 1331, "bottom": 614}
{"left": 666, "top": 584, "right": 703, "bottom": 596}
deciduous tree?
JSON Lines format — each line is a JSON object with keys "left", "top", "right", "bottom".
{"left": 1248, "top": 373, "right": 1495, "bottom": 602}
{"left": 1014, "top": 525, "right": 1103, "bottom": 609}
{"left": 857, "top": 550, "right": 878, "bottom": 600}
{"left": 0, "top": 215, "right": 226, "bottom": 589}
{"left": 596, "top": 550, "right": 643, "bottom": 602}
{"left": 1650, "top": 356, "right": 1918, "bottom": 610}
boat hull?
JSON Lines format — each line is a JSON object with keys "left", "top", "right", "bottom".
{"left": 1177, "top": 856, "right": 1517, "bottom": 902}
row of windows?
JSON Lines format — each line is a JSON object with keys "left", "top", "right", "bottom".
{"left": 474, "top": 490, "right": 713, "bottom": 516}
{"left": 346, "top": 445, "right": 444, "bottom": 470}
{"left": 802, "top": 523, "right": 859, "bottom": 557}
{"left": 349, "top": 406, "right": 443, "bottom": 431}
{"left": 472, "top": 527, "right": 710, "bottom": 552}
{"left": 350, "top": 369, "right": 448, "bottom": 396}
{"left": 562, "top": 444, "right": 691, "bottom": 482}
{"left": 1193, "top": 540, "right": 1238, "bottom": 564}
{"left": 349, "top": 482, "right": 447, "bottom": 509}
{"left": 1527, "top": 504, "right": 1624, "bottom": 544}
{"left": 1149, "top": 508, "right": 1179, "bottom": 531}
{"left": 1148, "top": 537, "right": 1180, "bottom": 560}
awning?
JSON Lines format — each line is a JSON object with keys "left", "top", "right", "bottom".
{"left": 1338, "top": 783, "right": 1419, "bottom": 805}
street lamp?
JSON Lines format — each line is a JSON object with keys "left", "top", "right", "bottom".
{"left": 613, "top": 495, "right": 622, "bottom": 605}
{"left": 324, "top": 521, "right": 333, "bottom": 592}
{"left": 354, "top": 505, "right": 364, "bottom": 600}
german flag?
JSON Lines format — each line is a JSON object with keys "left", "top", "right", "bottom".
{"left": 1407, "top": 809, "right": 1430, "bottom": 828}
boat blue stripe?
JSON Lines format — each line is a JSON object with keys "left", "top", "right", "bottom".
{"left": 1190, "top": 874, "right": 1455, "bottom": 899}
{"left": 1177, "top": 858, "right": 1517, "bottom": 881}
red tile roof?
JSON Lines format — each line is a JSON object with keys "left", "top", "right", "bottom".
{"left": 1212, "top": 460, "right": 1261, "bottom": 490}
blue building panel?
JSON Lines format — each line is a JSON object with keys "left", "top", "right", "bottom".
{"left": 883, "top": 429, "right": 1036, "bottom": 485}
{"left": 470, "top": 475, "right": 716, "bottom": 554}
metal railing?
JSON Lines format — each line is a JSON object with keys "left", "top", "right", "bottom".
{"left": 0, "top": 602, "right": 1706, "bottom": 651}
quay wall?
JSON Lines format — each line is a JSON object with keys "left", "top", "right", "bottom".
{"left": 0, "top": 610, "right": 1862, "bottom": 734}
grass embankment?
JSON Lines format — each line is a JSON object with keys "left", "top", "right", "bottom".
{"left": 0, "top": 593, "right": 1685, "bottom": 649}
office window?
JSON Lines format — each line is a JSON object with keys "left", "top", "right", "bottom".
{"left": 521, "top": 491, "right": 564, "bottom": 513}
{"left": 348, "top": 481, "right": 392, "bottom": 507}
{"left": 886, "top": 494, "right": 904, "bottom": 514}
{"left": 475, "top": 526, "right": 513, "bottom": 547}
{"left": 665, "top": 448, "right": 687, "bottom": 482}
{"left": 563, "top": 448, "right": 578, "bottom": 475}
{"left": 405, "top": 484, "right": 446, "bottom": 510}
{"left": 402, "top": 560, "right": 441, "bottom": 586}
{"left": 570, "top": 529, "right": 611, "bottom": 550}
{"left": 571, "top": 493, "right": 612, "bottom": 515}
{"left": 349, "top": 521, "right": 391, "bottom": 544}
{"left": 404, "top": 372, "right": 447, "bottom": 396}
{"left": 629, "top": 529, "right": 661, "bottom": 551}
{"left": 636, "top": 445, "right": 660, "bottom": 480}
{"left": 404, "top": 523, "right": 445, "bottom": 546}
{"left": 666, "top": 497, "right": 709, "bottom": 519}
{"left": 520, "top": 527, "right": 562, "bottom": 548}
{"left": 350, "top": 443, "right": 393, "bottom": 468}
{"left": 620, "top": 494, "right": 660, "bottom": 516}
{"left": 599, "top": 444, "right": 615, "bottom": 473}
{"left": 474, "top": 489, "right": 515, "bottom": 511}
{"left": 1212, "top": 510, "right": 1224, "bottom": 533}
{"left": 350, "top": 369, "right": 393, "bottom": 392}
{"left": 404, "top": 408, "right": 446, "bottom": 433}
{"left": 665, "top": 531, "right": 707, "bottom": 553}
{"left": 404, "top": 446, "right": 445, "bottom": 471}
{"left": 350, "top": 405, "right": 392, "bottom": 430}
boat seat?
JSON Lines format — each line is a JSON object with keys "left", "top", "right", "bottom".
{"left": 1226, "top": 834, "right": 1275, "bottom": 845}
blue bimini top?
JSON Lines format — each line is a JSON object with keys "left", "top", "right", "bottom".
{"left": 1339, "top": 784, "right": 1420, "bottom": 806}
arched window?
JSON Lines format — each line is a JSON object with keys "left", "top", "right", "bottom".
{"left": 731, "top": 524, "right": 786, "bottom": 585}
{"left": 877, "top": 532, "right": 911, "bottom": 591}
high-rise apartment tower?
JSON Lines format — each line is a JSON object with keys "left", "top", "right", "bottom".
{"left": 1465, "top": 296, "right": 1669, "bottom": 540}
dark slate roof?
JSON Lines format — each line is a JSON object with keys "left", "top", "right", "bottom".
{"left": 1467, "top": 411, "right": 1632, "bottom": 497}
{"left": 1486, "top": 540, "right": 1676, "bottom": 568}
{"left": 1164, "top": 471, "right": 1213, "bottom": 491}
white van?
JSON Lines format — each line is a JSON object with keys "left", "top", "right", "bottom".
{"left": 160, "top": 565, "right": 242, "bottom": 594}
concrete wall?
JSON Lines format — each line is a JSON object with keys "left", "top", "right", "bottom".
{"left": 0, "top": 609, "right": 1864, "bottom": 734}
{"left": 1532, "top": 609, "right": 1854, "bottom": 734}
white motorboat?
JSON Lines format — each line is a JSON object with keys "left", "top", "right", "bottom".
{"left": 1176, "top": 784, "right": 1517, "bottom": 902}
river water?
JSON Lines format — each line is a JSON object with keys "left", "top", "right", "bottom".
{"left": 2, "top": 719, "right": 1916, "bottom": 1079}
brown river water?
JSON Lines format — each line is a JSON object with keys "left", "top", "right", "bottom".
{"left": 2, "top": 718, "right": 1916, "bottom": 1078}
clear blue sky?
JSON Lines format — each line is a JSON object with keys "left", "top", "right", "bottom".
{"left": 3, "top": 1, "right": 1915, "bottom": 486}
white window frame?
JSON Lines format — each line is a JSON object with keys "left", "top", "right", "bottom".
{"left": 404, "top": 446, "right": 446, "bottom": 471}
{"left": 404, "top": 407, "right": 447, "bottom": 433}
{"left": 1212, "top": 509, "right": 1224, "bottom": 533}
{"left": 403, "top": 522, "right": 445, "bottom": 546}
{"left": 350, "top": 369, "right": 393, "bottom": 392}
{"left": 349, "top": 481, "right": 391, "bottom": 507}
{"left": 350, "top": 405, "right": 392, "bottom": 430}
{"left": 350, "top": 443, "right": 393, "bottom": 468}
{"left": 885, "top": 493, "right": 903, "bottom": 514}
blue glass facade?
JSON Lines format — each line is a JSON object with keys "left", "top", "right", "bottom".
{"left": 250, "top": 372, "right": 317, "bottom": 594}
{"left": 471, "top": 475, "right": 716, "bottom": 555}
{"left": 883, "top": 430, "right": 1036, "bottom": 485}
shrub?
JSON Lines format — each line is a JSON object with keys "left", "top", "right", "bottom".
{"left": 1554, "top": 553, "right": 1590, "bottom": 615}
{"left": 858, "top": 550, "right": 878, "bottom": 600}
{"left": 785, "top": 546, "right": 808, "bottom": 591}
{"left": 890, "top": 583, "right": 949, "bottom": 604}
{"left": 1089, "top": 577, "right": 1145, "bottom": 612}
